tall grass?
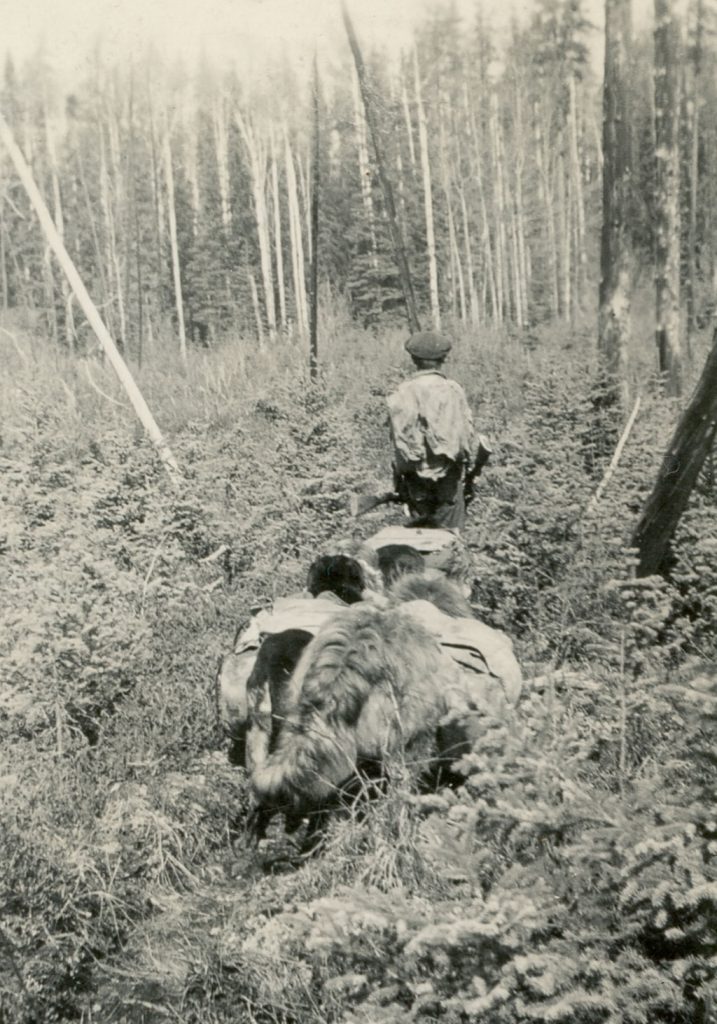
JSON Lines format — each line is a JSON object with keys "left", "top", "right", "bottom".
{"left": 1, "top": 295, "right": 716, "bottom": 1022}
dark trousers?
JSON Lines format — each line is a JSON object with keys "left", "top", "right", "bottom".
{"left": 396, "top": 463, "right": 466, "bottom": 531}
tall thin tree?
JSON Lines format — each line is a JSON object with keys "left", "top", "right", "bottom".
{"left": 309, "top": 57, "right": 320, "bottom": 380}
{"left": 598, "top": 0, "right": 633, "bottom": 410}
{"left": 162, "top": 123, "right": 187, "bottom": 367}
{"left": 654, "top": 0, "right": 683, "bottom": 395}
{"left": 342, "top": 3, "right": 421, "bottom": 334}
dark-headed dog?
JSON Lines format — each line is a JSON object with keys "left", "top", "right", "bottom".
{"left": 376, "top": 544, "right": 426, "bottom": 587}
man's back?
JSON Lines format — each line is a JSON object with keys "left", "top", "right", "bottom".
{"left": 388, "top": 370, "right": 474, "bottom": 480}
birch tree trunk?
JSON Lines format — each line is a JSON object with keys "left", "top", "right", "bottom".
{"left": 270, "top": 132, "right": 287, "bottom": 331}
{"left": 401, "top": 81, "right": 417, "bottom": 171}
{"left": 598, "top": 0, "right": 632, "bottom": 410}
{"left": 654, "top": 0, "right": 683, "bottom": 396}
{"left": 285, "top": 131, "right": 308, "bottom": 336}
{"left": 162, "top": 125, "right": 187, "bottom": 366}
{"left": 236, "top": 111, "right": 276, "bottom": 338}
{"left": 147, "top": 81, "right": 165, "bottom": 320}
{"left": 414, "top": 49, "right": 440, "bottom": 328}
{"left": 459, "top": 184, "right": 480, "bottom": 324}
{"left": 513, "top": 87, "right": 529, "bottom": 326}
{"left": 568, "top": 76, "right": 588, "bottom": 311}
{"left": 490, "top": 91, "right": 508, "bottom": 322}
{"left": 309, "top": 57, "right": 320, "bottom": 379}
{"left": 104, "top": 96, "right": 127, "bottom": 353}
{"left": 557, "top": 139, "right": 571, "bottom": 321}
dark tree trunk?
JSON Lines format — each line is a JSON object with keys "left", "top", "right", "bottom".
{"left": 342, "top": 4, "right": 421, "bottom": 334}
{"left": 633, "top": 328, "right": 717, "bottom": 576}
{"left": 685, "top": 0, "right": 702, "bottom": 357}
{"left": 598, "top": 0, "right": 632, "bottom": 410}
{"left": 654, "top": 0, "right": 683, "bottom": 396}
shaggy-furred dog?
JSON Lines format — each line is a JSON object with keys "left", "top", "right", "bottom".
{"left": 250, "top": 603, "right": 473, "bottom": 819}
{"left": 376, "top": 544, "right": 426, "bottom": 586}
{"left": 389, "top": 571, "right": 474, "bottom": 619}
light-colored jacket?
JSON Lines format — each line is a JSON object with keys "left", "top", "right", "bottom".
{"left": 387, "top": 370, "right": 474, "bottom": 480}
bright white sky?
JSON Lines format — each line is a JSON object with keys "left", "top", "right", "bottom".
{"left": 1, "top": 0, "right": 650, "bottom": 86}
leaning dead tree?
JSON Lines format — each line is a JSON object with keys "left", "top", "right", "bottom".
{"left": 598, "top": 0, "right": 633, "bottom": 410}
{"left": 633, "top": 328, "right": 717, "bottom": 576}
{"left": 0, "top": 109, "right": 182, "bottom": 488}
{"left": 654, "top": 0, "right": 683, "bottom": 396}
{"left": 342, "top": 3, "right": 421, "bottom": 334}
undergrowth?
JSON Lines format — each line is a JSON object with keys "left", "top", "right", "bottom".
{"left": 1, "top": 308, "right": 716, "bottom": 1022}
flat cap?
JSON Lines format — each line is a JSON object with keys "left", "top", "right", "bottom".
{"left": 405, "top": 331, "right": 452, "bottom": 360}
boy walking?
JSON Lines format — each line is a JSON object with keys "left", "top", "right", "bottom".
{"left": 387, "top": 331, "right": 477, "bottom": 531}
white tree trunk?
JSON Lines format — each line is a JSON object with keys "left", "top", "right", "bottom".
{"left": 270, "top": 131, "right": 287, "bottom": 331}
{"left": 568, "top": 76, "right": 588, "bottom": 310}
{"left": 414, "top": 48, "right": 440, "bottom": 329}
{"left": 236, "top": 110, "right": 277, "bottom": 338}
{"left": 285, "top": 130, "right": 308, "bottom": 336}
{"left": 162, "top": 125, "right": 187, "bottom": 366}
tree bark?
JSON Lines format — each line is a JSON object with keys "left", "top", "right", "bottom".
{"left": 414, "top": 48, "right": 440, "bottom": 329}
{"left": 162, "top": 125, "right": 188, "bottom": 367}
{"left": 285, "top": 130, "right": 308, "bottom": 337}
{"left": 270, "top": 132, "right": 287, "bottom": 331}
{"left": 598, "top": 0, "right": 632, "bottom": 409}
{"left": 309, "top": 57, "right": 320, "bottom": 380}
{"left": 236, "top": 111, "right": 276, "bottom": 339}
{"left": 633, "top": 328, "right": 717, "bottom": 576}
{"left": 568, "top": 76, "right": 588, "bottom": 312}
{"left": 654, "top": 0, "right": 683, "bottom": 396}
{"left": 401, "top": 80, "right": 416, "bottom": 171}
{"left": 343, "top": 4, "right": 421, "bottom": 333}
{"left": 489, "top": 91, "right": 507, "bottom": 323}
{"left": 685, "top": 0, "right": 701, "bottom": 356}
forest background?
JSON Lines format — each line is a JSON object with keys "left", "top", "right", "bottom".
{"left": 1, "top": 0, "right": 716, "bottom": 1022}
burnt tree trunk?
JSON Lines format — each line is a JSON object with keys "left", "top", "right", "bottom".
{"left": 342, "top": 4, "right": 421, "bottom": 334}
{"left": 654, "top": 0, "right": 683, "bottom": 396}
{"left": 633, "top": 328, "right": 717, "bottom": 576}
{"left": 598, "top": 0, "right": 632, "bottom": 410}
